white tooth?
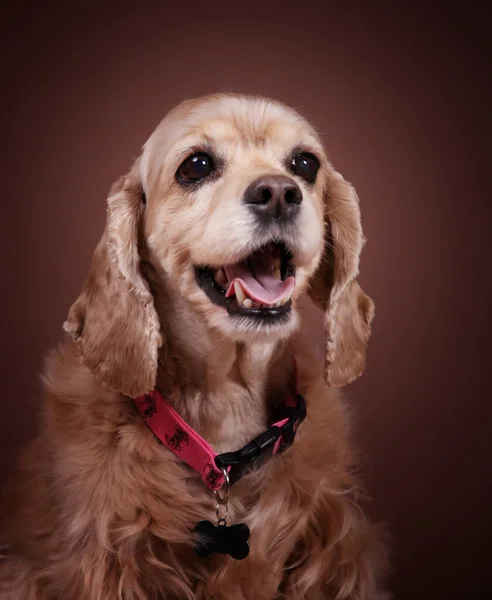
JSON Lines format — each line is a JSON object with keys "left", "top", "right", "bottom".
{"left": 234, "top": 281, "right": 246, "bottom": 304}
{"left": 279, "top": 291, "right": 292, "bottom": 305}
{"left": 273, "top": 267, "right": 281, "bottom": 281}
{"left": 243, "top": 298, "right": 253, "bottom": 309}
{"left": 279, "top": 289, "right": 294, "bottom": 305}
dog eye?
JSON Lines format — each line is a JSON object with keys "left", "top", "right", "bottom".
{"left": 177, "top": 153, "right": 215, "bottom": 183}
{"left": 290, "top": 153, "right": 320, "bottom": 184}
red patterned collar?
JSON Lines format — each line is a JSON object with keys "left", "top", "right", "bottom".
{"left": 134, "top": 363, "right": 306, "bottom": 491}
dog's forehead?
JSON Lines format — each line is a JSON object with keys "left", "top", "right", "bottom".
{"left": 196, "top": 98, "right": 311, "bottom": 143}
{"left": 175, "top": 95, "right": 315, "bottom": 142}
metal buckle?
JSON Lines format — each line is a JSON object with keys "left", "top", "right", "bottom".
{"left": 215, "top": 394, "right": 307, "bottom": 485}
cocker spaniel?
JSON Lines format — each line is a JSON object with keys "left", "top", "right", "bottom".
{"left": 0, "top": 93, "right": 389, "bottom": 599}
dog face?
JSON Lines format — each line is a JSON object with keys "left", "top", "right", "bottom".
{"left": 64, "top": 94, "right": 374, "bottom": 397}
{"left": 141, "top": 95, "right": 326, "bottom": 341}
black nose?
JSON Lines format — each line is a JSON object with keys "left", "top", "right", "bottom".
{"left": 243, "top": 175, "right": 302, "bottom": 221}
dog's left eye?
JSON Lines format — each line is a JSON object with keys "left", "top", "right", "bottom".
{"left": 290, "top": 153, "right": 320, "bottom": 184}
{"left": 177, "top": 153, "right": 215, "bottom": 183}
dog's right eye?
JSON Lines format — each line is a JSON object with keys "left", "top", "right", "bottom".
{"left": 177, "top": 153, "right": 215, "bottom": 184}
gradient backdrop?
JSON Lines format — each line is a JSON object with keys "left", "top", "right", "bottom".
{"left": 1, "top": 2, "right": 491, "bottom": 598}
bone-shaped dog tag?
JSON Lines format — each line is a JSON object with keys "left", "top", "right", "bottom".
{"left": 194, "top": 520, "right": 250, "bottom": 560}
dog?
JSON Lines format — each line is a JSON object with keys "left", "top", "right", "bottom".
{"left": 0, "top": 93, "right": 389, "bottom": 599}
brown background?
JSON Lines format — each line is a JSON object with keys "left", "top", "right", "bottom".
{"left": 1, "top": 2, "right": 491, "bottom": 598}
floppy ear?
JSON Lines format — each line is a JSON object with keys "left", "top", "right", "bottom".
{"left": 63, "top": 160, "right": 162, "bottom": 397}
{"left": 309, "top": 169, "right": 375, "bottom": 387}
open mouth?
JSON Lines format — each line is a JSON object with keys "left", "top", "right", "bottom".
{"left": 195, "top": 241, "right": 296, "bottom": 320}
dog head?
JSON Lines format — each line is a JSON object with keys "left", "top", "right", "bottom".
{"left": 64, "top": 94, "right": 374, "bottom": 396}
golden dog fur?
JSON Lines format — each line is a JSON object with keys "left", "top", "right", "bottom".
{"left": 0, "top": 94, "right": 389, "bottom": 599}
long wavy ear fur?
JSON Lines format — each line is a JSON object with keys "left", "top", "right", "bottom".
{"left": 63, "top": 160, "right": 162, "bottom": 397}
{"left": 309, "top": 169, "right": 375, "bottom": 387}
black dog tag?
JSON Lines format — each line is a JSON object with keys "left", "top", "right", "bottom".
{"left": 194, "top": 520, "right": 250, "bottom": 560}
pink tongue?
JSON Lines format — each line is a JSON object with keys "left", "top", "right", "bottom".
{"left": 224, "top": 253, "right": 295, "bottom": 306}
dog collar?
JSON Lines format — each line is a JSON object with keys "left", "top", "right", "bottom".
{"left": 134, "top": 364, "right": 307, "bottom": 491}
